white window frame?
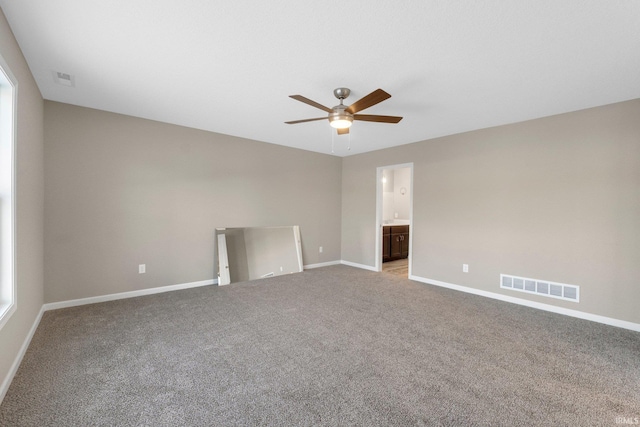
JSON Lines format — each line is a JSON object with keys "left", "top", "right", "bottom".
{"left": 0, "top": 52, "right": 17, "bottom": 330}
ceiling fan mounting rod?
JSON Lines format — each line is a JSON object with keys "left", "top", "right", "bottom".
{"left": 328, "top": 88, "right": 353, "bottom": 128}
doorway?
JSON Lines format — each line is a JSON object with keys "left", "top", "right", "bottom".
{"left": 375, "top": 163, "right": 413, "bottom": 276}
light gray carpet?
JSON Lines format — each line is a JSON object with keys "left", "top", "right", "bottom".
{"left": 1, "top": 265, "right": 638, "bottom": 426}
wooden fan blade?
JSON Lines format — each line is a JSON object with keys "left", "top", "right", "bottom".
{"left": 353, "top": 114, "right": 403, "bottom": 123}
{"left": 346, "top": 89, "right": 391, "bottom": 114}
{"left": 337, "top": 127, "right": 350, "bottom": 135}
{"left": 289, "top": 95, "right": 332, "bottom": 113}
{"left": 285, "top": 117, "right": 327, "bottom": 124}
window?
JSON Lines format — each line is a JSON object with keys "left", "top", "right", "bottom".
{"left": 0, "top": 53, "right": 16, "bottom": 329}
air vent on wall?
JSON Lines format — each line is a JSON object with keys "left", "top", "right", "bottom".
{"left": 501, "top": 274, "right": 579, "bottom": 302}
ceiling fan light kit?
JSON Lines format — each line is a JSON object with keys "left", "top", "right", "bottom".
{"left": 286, "top": 87, "right": 402, "bottom": 135}
{"left": 328, "top": 110, "right": 353, "bottom": 129}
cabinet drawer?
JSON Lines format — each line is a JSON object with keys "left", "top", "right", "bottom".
{"left": 391, "top": 225, "right": 409, "bottom": 234}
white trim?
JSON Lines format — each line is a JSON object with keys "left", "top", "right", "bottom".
{"left": 0, "top": 52, "right": 18, "bottom": 330}
{"left": 375, "top": 167, "right": 383, "bottom": 272}
{"left": 304, "top": 260, "right": 341, "bottom": 270}
{"left": 340, "top": 260, "right": 378, "bottom": 272}
{"left": 43, "top": 279, "right": 215, "bottom": 311}
{"left": 0, "top": 306, "right": 44, "bottom": 403}
{"left": 0, "top": 303, "right": 16, "bottom": 330}
{"left": 410, "top": 274, "right": 640, "bottom": 333}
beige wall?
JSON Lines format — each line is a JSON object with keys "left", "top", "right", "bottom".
{"left": 0, "top": 9, "right": 44, "bottom": 396}
{"left": 342, "top": 99, "right": 640, "bottom": 324}
{"left": 44, "top": 102, "right": 342, "bottom": 302}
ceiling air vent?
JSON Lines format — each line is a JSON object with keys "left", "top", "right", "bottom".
{"left": 501, "top": 274, "right": 579, "bottom": 303}
{"left": 53, "top": 71, "right": 75, "bottom": 87}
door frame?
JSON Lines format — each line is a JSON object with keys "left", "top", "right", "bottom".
{"left": 375, "top": 162, "right": 414, "bottom": 273}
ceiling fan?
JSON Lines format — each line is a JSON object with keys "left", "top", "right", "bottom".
{"left": 285, "top": 88, "right": 402, "bottom": 135}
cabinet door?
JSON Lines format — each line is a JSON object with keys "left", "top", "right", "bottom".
{"left": 400, "top": 232, "right": 409, "bottom": 258}
{"left": 391, "top": 232, "right": 403, "bottom": 259}
{"left": 383, "top": 227, "right": 391, "bottom": 262}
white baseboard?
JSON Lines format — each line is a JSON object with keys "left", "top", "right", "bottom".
{"left": 304, "top": 260, "right": 341, "bottom": 270}
{"left": 303, "top": 260, "right": 377, "bottom": 272}
{"left": 340, "top": 260, "right": 378, "bottom": 272}
{"left": 410, "top": 274, "right": 640, "bottom": 333}
{"left": 0, "top": 306, "right": 45, "bottom": 404}
{"left": 43, "top": 279, "right": 215, "bottom": 311}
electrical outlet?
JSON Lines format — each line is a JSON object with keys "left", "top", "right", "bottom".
{"left": 319, "top": 246, "right": 323, "bottom": 253}
{"left": 139, "top": 264, "right": 146, "bottom": 274}
{"left": 463, "top": 264, "right": 469, "bottom": 273}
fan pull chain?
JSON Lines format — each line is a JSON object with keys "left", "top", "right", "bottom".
{"left": 330, "top": 128, "right": 351, "bottom": 153}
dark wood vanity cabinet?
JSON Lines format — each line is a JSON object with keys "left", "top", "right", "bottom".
{"left": 383, "top": 225, "right": 409, "bottom": 262}
{"left": 383, "top": 227, "right": 391, "bottom": 262}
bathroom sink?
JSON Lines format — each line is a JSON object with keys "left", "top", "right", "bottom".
{"left": 383, "top": 219, "right": 410, "bottom": 225}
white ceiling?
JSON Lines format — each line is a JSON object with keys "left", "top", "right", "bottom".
{"left": 1, "top": 1, "right": 639, "bottom": 156}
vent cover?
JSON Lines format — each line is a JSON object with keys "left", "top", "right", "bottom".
{"left": 52, "top": 71, "right": 75, "bottom": 87}
{"left": 501, "top": 274, "right": 579, "bottom": 302}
